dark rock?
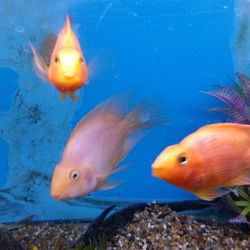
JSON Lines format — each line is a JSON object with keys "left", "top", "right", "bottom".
{"left": 0, "top": 230, "right": 24, "bottom": 250}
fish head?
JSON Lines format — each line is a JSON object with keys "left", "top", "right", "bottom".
{"left": 152, "top": 144, "right": 203, "bottom": 191}
{"left": 50, "top": 163, "right": 97, "bottom": 200}
{"left": 48, "top": 48, "right": 88, "bottom": 90}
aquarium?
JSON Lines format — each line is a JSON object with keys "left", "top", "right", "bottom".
{"left": 0, "top": 0, "right": 250, "bottom": 249}
{"left": 0, "top": 0, "right": 235, "bottom": 220}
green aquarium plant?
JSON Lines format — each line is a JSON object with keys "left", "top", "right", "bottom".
{"left": 234, "top": 187, "right": 250, "bottom": 217}
{"left": 203, "top": 72, "right": 250, "bottom": 223}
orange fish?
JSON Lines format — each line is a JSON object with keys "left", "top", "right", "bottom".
{"left": 30, "top": 16, "right": 88, "bottom": 101}
{"left": 152, "top": 123, "right": 250, "bottom": 201}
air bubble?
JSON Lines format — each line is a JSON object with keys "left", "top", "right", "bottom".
{"left": 15, "top": 25, "right": 24, "bottom": 33}
{"left": 168, "top": 23, "right": 174, "bottom": 31}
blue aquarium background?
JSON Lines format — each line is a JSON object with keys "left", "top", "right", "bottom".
{"left": 0, "top": 0, "right": 246, "bottom": 222}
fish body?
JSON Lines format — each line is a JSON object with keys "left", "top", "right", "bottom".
{"left": 51, "top": 96, "right": 163, "bottom": 200}
{"left": 30, "top": 16, "right": 88, "bottom": 101}
{"left": 152, "top": 123, "right": 250, "bottom": 200}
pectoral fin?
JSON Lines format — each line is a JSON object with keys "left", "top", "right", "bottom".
{"left": 98, "top": 181, "right": 121, "bottom": 190}
{"left": 111, "top": 164, "right": 128, "bottom": 175}
{"left": 70, "top": 92, "right": 78, "bottom": 101}
{"left": 226, "top": 170, "right": 250, "bottom": 187}
{"left": 96, "top": 175, "right": 123, "bottom": 191}
{"left": 59, "top": 93, "right": 66, "bottom": 101}
{"left": 29, "top": 42, "right": 49, "bottom": 81}
{"left": 195, "top": 188, "right": 230, "bottom": 201}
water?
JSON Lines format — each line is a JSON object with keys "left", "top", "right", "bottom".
{"left": 0, "top": 0, "right": 242, "bottom": 221}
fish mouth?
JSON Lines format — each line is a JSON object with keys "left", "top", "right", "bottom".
{"left": 151, "top": 164, "right": 165, "bottom": 178}
{"left": 51, "top": 192, "right": 62, "bottom": 201}
{"left": 63, "top": 71, "right": 75, "bottom": 79}
{"left": 50, "top": 188, "right": 64, "bottom": 201}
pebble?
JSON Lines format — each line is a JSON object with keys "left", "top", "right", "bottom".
{"left": 107, "top": 204, "right": 250, "bottom": 249}
{"left": 6, "top": 203, "right": 250, "bottom": 250}
{"left": 11, "top": 222, "right": 88, "bottom": 249}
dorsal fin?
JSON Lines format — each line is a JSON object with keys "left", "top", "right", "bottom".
{"left": 65, "top": 15, "right": 72, "bottom": 35}
{"left": 67, "top": 95, "right": 128, "bottom": 144}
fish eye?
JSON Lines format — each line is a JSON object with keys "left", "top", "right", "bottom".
{"left": 70, "top": 170, "right": 80, "bottom": 181}
{"left": 79, "top": 57, "right": 84, "bottom": 64}
{"left": 55, "top": 56, "right": 60, "bottom": 63}
{"left": 177, "top": 155, "right": 188, "bottom": 165}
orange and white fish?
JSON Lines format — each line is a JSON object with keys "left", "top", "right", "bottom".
{"left": 152, "top": 123, "right": 250, "bottom": 201}
{"left": 51, "top": 96, "right": 163, "bottom": 200}
{"left": 30, "top": 16, "right": 88, "bottom": 101}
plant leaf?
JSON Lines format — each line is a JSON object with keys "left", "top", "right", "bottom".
{"left": 229, "top": 214, "right": 250, "bottom": 224}
{"left": 207, "top": 107, "right": 248, "bottom": 123}
{"left": 235, "top": 84, "right": 245, "bottom": 97}
{"left": 236, "top": 72, "right": 250, "bottom": 102}
{"left": 241, "top": 205, "right": 250, "bottom": 216}
{"left": 203, "top": 86, "right": 245, "bottom": 113}
{"left": 235, "top": 201, "right": 250, "bottom": 207}
{"left": 239, "top": 190, "right": 250, "bottom": 201}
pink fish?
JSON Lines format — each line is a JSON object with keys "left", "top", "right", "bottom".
{"left": 51, "top": 96, "right": 163, "bottom": 200}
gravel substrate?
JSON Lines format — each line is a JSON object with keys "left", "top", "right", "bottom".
{"left": 11, "top": 222, "right": 88, "bottom": 249}
{"left": 4, "top": 203, "right": 250, "bottom": 250}
{"left": 106, "top": 204, "right": 250, "bottom": 250}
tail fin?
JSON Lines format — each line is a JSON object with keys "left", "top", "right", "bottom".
{"left": 125, "top": 98, "right": 166, "bottom": 132}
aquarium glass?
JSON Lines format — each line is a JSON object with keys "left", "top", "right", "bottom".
{"left": 0, "top": 0, "right": 243, "bottom": 221}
